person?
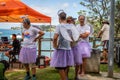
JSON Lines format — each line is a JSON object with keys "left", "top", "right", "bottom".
{"left": 50, "top": 11, "right": 75, "bottom": 80}
{"left": 66, "top": 16, "right": 76, "bottom": 25}
{"left": 66, "top": 16, "right": 82, "bottom": 80}
{"left": 5, "top": 34, "right": 20, "bottom": 59}
{"left": 19, "top": 18, "right": 44, "bottom": 80}
{"left": 98, "top": 20, "right": 110, "bottom": 63}
{"left": 76, "top": 15, "right": 91, "bottom": 76}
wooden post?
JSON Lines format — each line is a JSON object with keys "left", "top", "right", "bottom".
{"left": 38, "top": 39, "right": 41, "bottom": 57}
{"left": 50, "top": 24, "right": 52, "bottom": 58}
{"left": 108, "top": 0, "right": 115, "bottom": 77}
{"left": 93, "top": 37, "right": 96, "bottom": 48}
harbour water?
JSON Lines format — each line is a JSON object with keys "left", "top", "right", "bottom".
{"left": 0, "top": 29, "right": 54, "bottom": 60}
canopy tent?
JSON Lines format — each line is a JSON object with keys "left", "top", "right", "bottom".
{"left": 0, "top": 0, "right": 51, "bottom": 23}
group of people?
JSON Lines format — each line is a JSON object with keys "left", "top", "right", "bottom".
{"left": 4, "top": 10, "right": 110, "bottom": 80}
{"left": 50, "top": 11, "right": 91, "bottom": 80}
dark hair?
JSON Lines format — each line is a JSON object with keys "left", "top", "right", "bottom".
{"left": 78, "top": 15, "right": 85, "bottom": 19}
{"left": 23, "top": 18, "right": 31, "bottom": 25}
{"left": 102, "top": 21, "right": 109, "bottom": 25}
{"left": 58, "top": 12, "right": 66, "bottom": 20}
{"left": 12, "top": 34, "right": 16, "bottom": 38}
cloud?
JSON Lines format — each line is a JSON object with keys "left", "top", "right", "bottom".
{"left": 73, "top": 3, "right": 77, "bottom": 8}
{"left": 29, "top": 5, "right": 59, "bottom": 25}
{"left": 62, "top": 3, "right": 69, "bottom": 9}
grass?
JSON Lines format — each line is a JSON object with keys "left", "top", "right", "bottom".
{"left": 6, "top": 67, "right": 75, "bottom": 80}
{"left": 100, "top": 63, "right": 120, "bottom": 73}
{"left": 5, "top": 63, "right": 120, "bottom": 80}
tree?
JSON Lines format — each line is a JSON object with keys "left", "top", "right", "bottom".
{"left": 79, "top": 0, "right": 110, "bottom": 25}
{"left": 115, "top": 0, "right": 120, "bottom": 37}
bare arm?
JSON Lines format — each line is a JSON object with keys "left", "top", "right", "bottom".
{"left": 34, "top": 30, "right": 45, "bottom": 42}
{"left": 53, "top": 33, "right": 59, "bottom": 49}
{"left": 80, "top": 32, "right": 90, "bottom": 38}
{"left": 97, "top": 30, "right": 103, "bottom": 38}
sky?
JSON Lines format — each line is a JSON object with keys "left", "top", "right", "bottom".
{"left": 0, "top": 0, "right": 88, "bottom": 29}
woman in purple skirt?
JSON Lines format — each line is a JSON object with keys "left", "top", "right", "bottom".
{"left": 19, "top": 18, "right": 44, "bottom": 80}
{"left": 76, "top": 15, "right": 91, "bottom": 76}
{"left": 50, "top": 11, "right": 74, "bottom": 80}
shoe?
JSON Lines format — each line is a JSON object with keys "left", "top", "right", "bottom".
{"left": 74, "top": 77, "right": 79, "bottom": 80}
{"left": 24, "top": 75, "right": 31, "bottom": 80}
{"left": 100, "top": 60, "right": 108, "bottom": 64}
{"left": 66, "top": 78, "right": 68, "bottom": 80}
{"left": 32, "top": 76, "right": 37, "bottom": 80}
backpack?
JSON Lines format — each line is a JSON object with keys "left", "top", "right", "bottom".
{"left": 0, "top": 63, "right": 5, "bottom": 80}
{"left": 0, "top": 60, "right": 9, "bottom": 80}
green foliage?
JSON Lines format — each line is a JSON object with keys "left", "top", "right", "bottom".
{"left": 40, "top": 25, "right": 55, "bottom": 32}
{"left": 79, "top": 0, "right": 110, "bottom": 24}
{"left": 100, "top": 63, "right": 120, "bottom": 73}
{"left": 115, "top": 0, "right": 120, "bottom": 37}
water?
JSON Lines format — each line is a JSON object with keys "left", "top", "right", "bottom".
{"left": 0, "top": 29, "right": 102, "bottom": 60}
{"left": 0, "top": 29, "right": 54, "bottom": 60}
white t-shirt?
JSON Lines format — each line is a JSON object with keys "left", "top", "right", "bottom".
{"left": 54, "top": 23, "right": 71, "bottom": 50}
{"left": 22, "top": 26, "right": 40, "bottom": 48}
{"left": 101, "top": 24, "right": 110, "bottom": 41}
{"left": 76, "top": 24, "right": 90, "bottom": 41}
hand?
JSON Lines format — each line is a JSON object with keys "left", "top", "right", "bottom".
{"left": 97, "top": 36, "right": 101, "bottom": 38}
{"left": 33, "top": 38, "right": 38, "bottom": 42}
{"left": 53, "top": 44, "right": 58, "bottom": 49}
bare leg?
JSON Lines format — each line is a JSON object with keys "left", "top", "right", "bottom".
{"left": 81, "top": 58, "right": 86, "bottom": 76}
{"left": 5, "top": 51, "right": 10, "bottom": 57}
{"left": 24, "top": 64, "right": 30, "bottom": 73}
{"left": 59, "top": 69, "right": 66, "bottom": 80}
{"left": 75, "top": 65, "right": 79, "bottom": 78}
{"left": 31, "top": 67, "right": 36, "bottom": 75}
{"left": 104, "top": 49, "right": 108, "bottom": 62}
{"left": 24, "top": 64, "right": 31, "bottom": 80}
{"left": 101, "top": 49, "right": 108, "bottom": 63}
{"left": 65, "top": 66, "right": 69, "bottom": 78}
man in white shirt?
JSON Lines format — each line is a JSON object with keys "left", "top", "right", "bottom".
{"left": 98, "top": 20, "right": 110, "bottom": 63}
{"left": 76, "top": 15, "right": 91, "bottom": 77}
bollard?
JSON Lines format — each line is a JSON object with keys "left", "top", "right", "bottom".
{"left": 85, "top": 48, "right": 101, "bottom": 73}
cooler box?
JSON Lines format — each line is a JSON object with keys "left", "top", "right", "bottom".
{"left": 116, "top": 44, "right": 120, "bottom": 67}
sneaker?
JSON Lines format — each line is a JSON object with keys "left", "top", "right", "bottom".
{"left": 74, "top": 77, "right": 79, "bottom": 80}
{"left": 32, "top": 76, "right": 37, "bottom": 80}
{"left": 24, "top": 75, "right": 31, "bottom": 80}
{"left": 66, "top": 78, "right": 68, "bottom": 80}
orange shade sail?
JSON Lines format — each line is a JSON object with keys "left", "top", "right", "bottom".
{"left": 0, "top": 0, "right": 51, "bottom": 23}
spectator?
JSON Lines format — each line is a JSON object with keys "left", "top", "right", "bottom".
{"left": 98, "top": 20, "right": 110, "bottom": 63}
{"left": 5, "top": 34, "right": 20, "bottom": 59}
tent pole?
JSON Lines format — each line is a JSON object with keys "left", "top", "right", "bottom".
{"left": 50, "top": 23, "right": 52, "bottom": 58}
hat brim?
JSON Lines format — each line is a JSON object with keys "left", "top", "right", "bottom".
{"left": 72, "top": 18, "right": 77, "bottom": 20}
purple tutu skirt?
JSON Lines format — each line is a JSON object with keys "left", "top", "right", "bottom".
{"left": 50, "top": 49, "right": 74, "bottom": 67}
{"left": 19, "top": 47, "right": 37, "bottom": 64}
{"left": 72, "top": 43, "right": 82, "bottom": 65}
{"left": 78, "top": 41, "right": 91, "bottom": 58}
